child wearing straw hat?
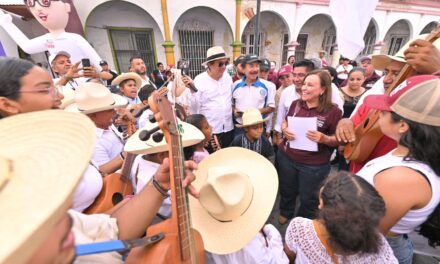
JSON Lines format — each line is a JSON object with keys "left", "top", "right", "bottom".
{"left": 231, "top": 107, "right": 275, "bottom": 164}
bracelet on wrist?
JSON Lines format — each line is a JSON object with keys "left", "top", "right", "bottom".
{"left": 152, "top": 175, "right": 170, "bottom": 198}
{"left": 119, "top": 152, "right": 125, "bottom": 160}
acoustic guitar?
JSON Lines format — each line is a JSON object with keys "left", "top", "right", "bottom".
{"left": 344, "top": 27, "right": 440, "bottom": 163}
{"left": 125, "top": 92, "right": 205, "bottom": 263}
{"left": 83, "top": 119, "right": 136, "bottom": 214}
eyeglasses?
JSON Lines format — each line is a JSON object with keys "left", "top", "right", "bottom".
{"left": 20, "top": 85, "right": 60, "bottom": 99}
{"left": 217, "top": 61, "right": 229, "bottom": 68}
{"left": 25, "top": 0, "right": 59, "bottom": 8}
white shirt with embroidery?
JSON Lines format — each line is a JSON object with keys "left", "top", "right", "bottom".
{"left": 285, "top": 217, "right": 398, "bottom": 264}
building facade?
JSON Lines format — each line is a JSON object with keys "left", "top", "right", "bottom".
{"left": 1, "top": 0, "right": 439, "bottom": 76}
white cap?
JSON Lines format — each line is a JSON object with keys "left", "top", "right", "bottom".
{"left": 48, "top": 51, "right": 71, "bottom": 65}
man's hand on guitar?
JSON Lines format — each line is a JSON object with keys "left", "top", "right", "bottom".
{"left": 155, "top": 158, "right": 200, "bottom": 199}
{"left": 335, "top": 118, "right": 355, "bottom": 143}
{"left": 404, "top": 39, "right": 440, "bottom": 74}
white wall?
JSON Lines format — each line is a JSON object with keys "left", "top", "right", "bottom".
{"left": 85, "top": 0, "right": 165, "bottom": 72}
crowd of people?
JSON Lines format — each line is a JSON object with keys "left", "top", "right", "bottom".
{"left": 2, "top": 11, "right": 440, "bottom": 264}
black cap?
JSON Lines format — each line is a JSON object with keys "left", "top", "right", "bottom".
{"left": 99, "top": 60, "right": 108, "bottom": 65}
{"left": 260, "top": 58, "right": 270, "bottom": 70}
{"left": 234, "top": 55, "right": 246, "bottom": 66}
{"left": 243, "top": 54, "right": 262, "bottom": 64}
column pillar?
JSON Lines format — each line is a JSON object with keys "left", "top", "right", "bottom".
{"left": 373, "top": 41, "right": 385, "bottom": 55}
{"left": 232, "top": 0, "right": 243, "bottom": 59}
{"left": 285, "top": 40, "right": 299, "bottom": 58}
{"left": 331, "top": 44, "right": 340, "bottom": 68}
{"left": 161, "top": 0, "right": 175, "bottom": 65}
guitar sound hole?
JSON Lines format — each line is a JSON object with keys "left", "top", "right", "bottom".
{"left": 112, "top": 192, "right": 124, "bottom": 206}
{"left": 363, "top": 118, "right": 370, "bottom": 129}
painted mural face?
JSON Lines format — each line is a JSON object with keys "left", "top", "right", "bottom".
{"left": 27, "top": 0, "right": 71, "bottom": 33}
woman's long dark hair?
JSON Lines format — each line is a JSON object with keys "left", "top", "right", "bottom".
{"left": 391, "top": 112, "right": 440, "bottom": 247}
{"left": 320, "top": 171, "right": 386, "bottom": 254}
{"left": 0, "top": 57, "right": 35, "bottom": 101}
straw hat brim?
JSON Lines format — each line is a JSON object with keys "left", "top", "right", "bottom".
{"left": 65, "top": 93, "right": 128, "bottom": 114}
{"left": 189, "top": 147, "right": 278, "bottom": 254}
{"left": 202, "top": 55, "right": 229, "bottom": 67}
{"left": 371, "top": 54, "right": 406, "bottom": 71}
{"left": 111, "top": 72, "right": 143, "bottom": 89}
{"left": 124, "top": 119, "right": 205, "bottom": 155}
{"left": 0, "top": 110, "right": 96, "bottom": 264}
{"left": 235, "top": 116, "right": 271, "bottom": 128}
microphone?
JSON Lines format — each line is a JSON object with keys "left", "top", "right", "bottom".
{"left": 182, "top": 72, "right": 198, "bottom": 93}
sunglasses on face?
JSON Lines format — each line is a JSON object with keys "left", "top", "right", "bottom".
{"left": 217, "top": 61, "right": 229, "bottom": 68}
{"left": 25, "top": 0, "right": 59, "bottom": 8}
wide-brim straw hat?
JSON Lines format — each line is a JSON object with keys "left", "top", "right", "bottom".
{"left": 236, "top": 107, "right": 270, "bottom": 128}
{"left": 372, "top": 33, "right": 440, "bottom": 70}
{"left": 202, "top": 46, "right": 229, "bottom": 66}
{"left": 124, "top": 118, "right": 205, "bottom": 155}
{"left": 0, "top": 110, "right": 96, "bottom": 263}
{"left": 189, "top": 147, "right": 278, "bottom": 254}
{"left": 111, "top": 72, "right": 143, "bottom": 89}
{"left": 65, "top": 82, "right": 128, "bottom": 114}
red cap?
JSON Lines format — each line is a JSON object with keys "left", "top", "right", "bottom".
{"left": 364, "top": 75, "right": 439, "bottom": 112}
{"left": 278, "top": 65, "right": 293, "bottom": 78}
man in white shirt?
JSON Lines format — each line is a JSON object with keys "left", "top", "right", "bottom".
{"left": 66, "top": 82, "right": 128, "bottom": 174}
{"left": 189, "top": 46, "right": 235, "bottom": 147}
{"left": 51, "top": 51, "right": 111, "bottom": 90}
{"left": 129, "top": 56, "right": 151, "bottom": 87}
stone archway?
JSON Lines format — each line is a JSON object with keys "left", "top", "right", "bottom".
{"left": 297, "top": 14, "right": 336, "bottom": 62}
{"left": 420, "top": 21, "right": 437, "bottom": 34}
{"left": 382, "top": 19, "right": 411, "bottom": 55}
{"left": 241, "top": 11, "right": 290, "bottom": 66}
{"left": 172, "top": 6, "right": 233, "bottom": 77}
{"left": 86, "top": 0, "right": 164, "bottom": 73}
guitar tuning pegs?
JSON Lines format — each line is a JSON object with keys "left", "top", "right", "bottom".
{"left": 139, "top": 126, "right": 160, "bottom": 141}
{"left": 149, "top": 114, "right": 156, "bottom": 123}
{"left": 152, "top": 132, "right": 164, "bottom": 143}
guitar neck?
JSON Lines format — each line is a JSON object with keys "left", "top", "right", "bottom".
{"left": 120, "top": 153, "right": 136, "bottom": 182}
{"left": 170, "top": 131, "right": 197, "bottom": 262}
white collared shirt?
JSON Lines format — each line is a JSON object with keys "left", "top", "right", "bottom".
{"left": 274, "top": 85, "right": 300, "bottom": 132}
{"left": 123, "top": 95, "right": 142, "bottom": 106}
{"left": 190, "top": 71, "right": 234, "bottom": 134}
{"left": 92, "top": 127, "right": 124, "bottom": 166}
{"left": 131, "top": 155, "right": 172, "bottom": 217}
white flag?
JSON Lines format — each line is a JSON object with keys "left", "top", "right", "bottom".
{"left": 329, "top": 0, "right": 378, "bottom": 59}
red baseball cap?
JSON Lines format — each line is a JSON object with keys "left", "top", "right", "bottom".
{"left": 278, "top": 65, "right": 293, "bottom": 78}
{"left": 364, "top": 75, "right": 440, "bottom": 126}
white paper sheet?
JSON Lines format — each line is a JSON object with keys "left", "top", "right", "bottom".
{"left": 287, "top": 116, "right": 318, "bottom": 152}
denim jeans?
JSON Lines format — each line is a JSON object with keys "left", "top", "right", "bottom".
{"left": 276, "top": 149, "right": 331, "bottom": 219}
{"left": 387, "top": 234, "right": 413, "bottom": 264}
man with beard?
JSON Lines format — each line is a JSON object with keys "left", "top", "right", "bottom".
{"left": 129, "top": 56, "right": 151, "bottom": 87}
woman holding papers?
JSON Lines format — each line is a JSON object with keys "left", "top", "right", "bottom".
{"left": 277, "top": 70, "right": 342, "bottom": 225}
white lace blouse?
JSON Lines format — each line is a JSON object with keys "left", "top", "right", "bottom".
{"left": 285, "top": 217, "right": 398, "bottom": 264}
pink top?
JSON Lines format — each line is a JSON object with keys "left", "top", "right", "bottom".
{"left": 192, "top": 149, "right": 210, "bottom": 164}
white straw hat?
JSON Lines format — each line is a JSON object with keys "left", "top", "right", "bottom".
{"left": 0, "top": 110, "right": 96, "bottom": 263}
{"left": 372, "top": 34, "right": 440, "bottom": 70}
{"left": 202, "top": 46, "right": 229, "bottom": 66}
{"left": 235, "top": 107, "right": 270, "bottom": 128}
{"left": 124, "top": 117, "right": 205, "bottom": 155}
{"left": 65, "top": 82, "right": 128, "bottom": 114}
{"left": 111, "top": 72, "right": 143, "bottom": 89}
{"left": 189, "top": 147, "right": 278, "bottom": 254}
